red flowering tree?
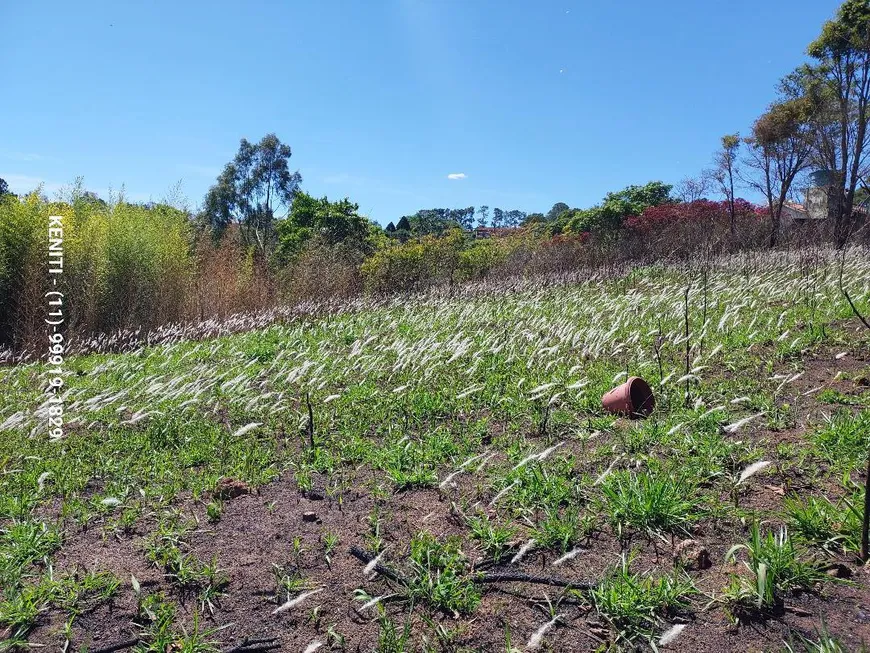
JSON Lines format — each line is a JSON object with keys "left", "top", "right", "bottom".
{"left": 622, "top": 199, "right": 764, "bottom": 259}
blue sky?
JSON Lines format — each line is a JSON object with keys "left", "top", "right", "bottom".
{"left": 1, "top": 0, "right": 840, "bottom": 224}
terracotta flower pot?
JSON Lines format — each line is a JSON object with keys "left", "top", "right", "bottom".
{"left": 601, "top": 376, "right": 655, "bottom": 417}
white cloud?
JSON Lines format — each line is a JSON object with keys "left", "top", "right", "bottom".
{"left": 447, "top": 173, "right": 467, "bottom": 180}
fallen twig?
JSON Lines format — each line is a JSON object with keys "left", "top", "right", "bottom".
{"left": 350, "top": 546, "right": 408, "bottom": 585}
{"left": 225, "top": 636, "right": 281, "bottom": 653}
{"left": 90, "top": 640, "right": 139, "bottom": 653}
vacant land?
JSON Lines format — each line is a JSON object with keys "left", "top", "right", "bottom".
{"left": 2, "top": 249, "right": 870, "bottom": 652}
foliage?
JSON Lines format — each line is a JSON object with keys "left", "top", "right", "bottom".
{"left": 273, "top": 191, "right": 379, "bottom": 265}
{"left": 624, "top": 199, "right": 759, "bottom": 234}
{"left": 545, "top": 202, "right": 570, "bottom": 222}
{"left": 743, "top": 98, "right": 815, "bottom": 246}
{"left": 553, "top": 181, "right": 674, "bottom": 235}
{"left": 623, "top": 199, "right": 764, "bottom": 257}
{"left": 406, "top": 209, "right": 463, "bottom": 236}
{"left": 396, "top": 216, "right": 412, "bottom": 232}
{"left": 724, "top": 524, "right": 829, "bottom": 612}
{"left": 591, "top": 555, "right": 694, "bottom": 646}
{"left": 713, "top": 133, "right": 741, "bottom": 234}
{"left": 202, "top": 133, "right": 302, "bottom": 253}
{"left": 0, "top": 191, "right": 193, "bottom": 346}
{"left": 361, "top": 229, "right": 467, "bottom": 293}
{"left": 801, "top": 0, "right": 870, "bottom": 244}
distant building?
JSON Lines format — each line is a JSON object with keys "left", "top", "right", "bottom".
{"left": 780, "top": 170, "right": 868, "bottom": 222}
{"left": 781, "top": 201, "right": 811, "bottom": 221}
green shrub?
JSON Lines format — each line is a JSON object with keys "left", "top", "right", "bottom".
{"left": 0, "top": 191, "right": 193, "bottom": 346}
{"left": 361, "top": 230, "right": 465, "bottom": 293}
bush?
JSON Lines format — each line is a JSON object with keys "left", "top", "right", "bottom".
{"left": 361, "top": 229, "right": 465, "bottom": 293}
{"left": 622, "top": 199, "right": 766, "bottom": 260}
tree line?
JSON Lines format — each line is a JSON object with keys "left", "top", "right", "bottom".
{"left": 690, "top": 0, "right": 870, "bottom": 247}
{"left": 2, "top": 0, "right": 869, "bottom": 350}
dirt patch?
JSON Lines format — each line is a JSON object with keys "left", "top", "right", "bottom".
{"left": 18, "top": 341, "right": 870, "bottom": 652}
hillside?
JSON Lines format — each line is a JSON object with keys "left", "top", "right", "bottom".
{"left": 2, "top": 248, "right": 870, "bottom": 652}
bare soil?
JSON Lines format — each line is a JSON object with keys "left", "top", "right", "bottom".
{"left": 23, "top": 345, "right": 870, "bottom": 652}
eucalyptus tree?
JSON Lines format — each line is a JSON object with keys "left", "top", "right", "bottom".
{"left": 203, "top": 133, "right": 302, "bottom": 254}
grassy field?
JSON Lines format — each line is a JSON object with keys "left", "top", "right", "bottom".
{"left": 2, "top": 248, "right": 870, "bottom": 652}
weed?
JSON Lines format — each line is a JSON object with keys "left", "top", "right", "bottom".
{"left": 323, "top": 531, "right": 340, "bottom": 567}
{"left": 811, "top": 410, "right": 870, "bottom": 470}
{"left": 723, "top": 524, "right": 830, "bottom": 612}
{"left": 376, "top": 606, "right": 414, "bottom": 653}
{"left": 785, "top": 491, "right": 862, "bottom": 555}
{"left": 406, "top": 531, "right": 480, "bottom": 615}
{"left": 600, "top": 469, "right": 698, "bottom": 537}
{"left": 783, "top": 620, "right": 864, "bottom": 652}
{"left": 205, "top": 501, "right": 222, "bottom": 523}
{"left": 272, "top": 563, "right": 308, "bottom": 602}
{"left": 326, "top": 623, "right": 347, "bottom": 649}
{"left": 465, "top": 512, "right": 515, "bottom": 561}
{"left": 591, "top": 555, "right": 694, "bottom": 646}
{"left": 533, "top": 507, "right": 584, "bottom": 553}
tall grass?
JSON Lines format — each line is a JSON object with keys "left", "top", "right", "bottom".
{"left": 0, "top": 192, "right": 274, "bottom": 350}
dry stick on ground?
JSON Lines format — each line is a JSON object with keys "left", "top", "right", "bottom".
{"left": 91, "top": 634, "right": 281, "bottom": 653}
{"left": 224, "top": 636, "right": 281, "bottom": 653}
{"left": 90, "top": 639, "right": 139, "bottom": 653}
{"left": 349, "top": 546, "right": 593, "bottom": 591}
{"left": 477, "top": 571, "right": 592, "bottom": 590}
{"left": 838, "top": 246, "right": 870, "bottom": 561}
{"left": 350, "top": 546, "right": 408, "bottom": 586}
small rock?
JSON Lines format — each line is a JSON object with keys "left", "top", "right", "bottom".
{"left": 214, "top": 477, "right": 251, "bottom": 500}
{"left": 673, "top": 539, "right": 711, "bottom": 570}
{"left": 302, "top": 511, "right": 318, "bottom": 523}
{"left": 825, "top": 563, "right": 852, "bottom": 579}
